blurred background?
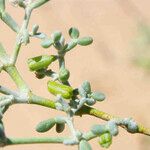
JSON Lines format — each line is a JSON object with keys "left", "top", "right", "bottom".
{"left": 0, "top": 0, "right": 150, "bottom": 149}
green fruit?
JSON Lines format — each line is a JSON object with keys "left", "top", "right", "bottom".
{"left": 27, "top": 55, "right": 57, "bottom": 71}
{"left": 59, "top": 68, "right": 70, "bottom": 82}
{"left": 98, "top": 132, "right": 112, "bottom": 148}
{"left": 41, "top": 38, "right": 53, "bottom": 48}
{"left": 47, "top": 81, "right": 73, "bottom": 99}
{"left": 36, "top": 118, "right": 56, "bottom": 133}
{"left": 77, "top": 37, "right": 93, "bottom": 46}
{"left": 69, "top": 27, "right": 80, "bottom": 39}
{"left": 91, "top": 92, "right": 105, "bottom": 101}
{"left": 56, "top": 123, "right": 65, "bottom": 133}
{"left": 79, "top": 140, "right": 92, "bottom": 150}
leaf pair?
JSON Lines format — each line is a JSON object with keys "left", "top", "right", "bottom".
{"left": 36, "top": 117, "right": 65, "bottom": 133}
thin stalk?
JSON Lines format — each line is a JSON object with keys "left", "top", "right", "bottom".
{"left": 6, "top": 137, "right": 67, "bottom": 145}
{"left": 0, "top": 11, "right": 20, "bottom": 33}
{"left": 58, "top": 56, "right": 65, "bottom": 69}
{"left": 0, "top": 0, "right": 5, "bottom": 12}
{"left": 29, "top": 94, "right": 56, "bottom": 109}
{"left": 29, "top": 0, "right": 50, "bottom": 10}
{"left": 0, "top": 64, "right": 3, "bottom": 72}
{"left": 4, "top": 66, "right": 29, "bottom": 92}
{"left": 11, "top": 43, "right": 21, "bottom": 65}
{"left": 0, "top": 43, "right": 9, "bottom": 64}
{"left": 28, "top": 93, "right": 150, "bottom": 136}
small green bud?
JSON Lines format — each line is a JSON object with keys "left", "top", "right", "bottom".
{"left": 27, "top": 55, "right": 57, "bottom": 71}
{"left": 64, "top": 40, "right": 77, "bottom": 51}
{"left": 51, "top": 31, "right": 62, "bottom": 42}
{"left": 59, "top": 68, "right": 70, "bottom": 82}
{"left": 41, "top": 38, "right": 53, "bottom": 48}
{"left": 69, "top": 27, "right": 80, "bottom": 39}
{"left": 36, "top": 118, "right": 56, "bottom": 133}
{"left": 91, "top": 124, "right": 106, "bottom": 135}
{"left": 56, "top": 123, "right": 65, "bottom": 133}
{"left": 79, "top": 140, "right": 92, "bottom": 150}
{"left": 47, "top": 81, "right": 73, "bottom": 99}
{"left": 86, "top": 98, "right": 96, "bottom": 106}
{"left": 32, "top": 24, "right": 39, "bottom": 35}
{"left": 98, "top": 132, "right": 112, "bottom": 148}
{"left": 91, "top": 92, "right": 105, "bottom": 101}
{"left": 81, "top": 81, "right": 91, "bottom": 94}
{"left": 77, "top": 37, "right": 93, "bottom": 46}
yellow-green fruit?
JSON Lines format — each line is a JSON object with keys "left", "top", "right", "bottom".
{"left": 27, "top": 55, "right": 57, "bottom": 71}
{"left": 47, "top": 81, "right": 73, "bottom": 99}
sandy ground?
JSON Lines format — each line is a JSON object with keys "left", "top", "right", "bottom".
{"left": 0, "top": 0, "right": 150, "bottom": 150}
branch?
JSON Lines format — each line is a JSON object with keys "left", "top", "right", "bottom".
{"left": 0, "top": 43, "right": 9, "bottom": 64}
{"left": 0, "top": 85, "right": 19, "bottom": 96}
{"left": 5, "top": 130, "right": 98, "bottom": 146}
{"left": 5, "top": 137, "right": 66, "bottom": 145}
{"left": 29, "top": 0, "right": 50, "bottom": 10}
{"left": 28, "top": 94, "right": 150, "bottom": 136}
{"left": 4, "top": 66, "right": 29, "bottom": 92}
